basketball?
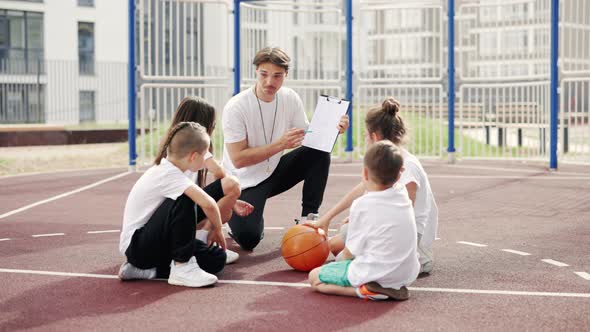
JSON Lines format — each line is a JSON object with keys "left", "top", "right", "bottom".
{"left": 281, "top": 224, "right": 330, "bottom": 272}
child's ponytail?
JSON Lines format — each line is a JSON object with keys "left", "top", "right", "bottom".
{"left": 366, "top": 97, "right": 407, "bottom": 145}
{"left": 382, "top": 97, "right": 400, "bottom": 117}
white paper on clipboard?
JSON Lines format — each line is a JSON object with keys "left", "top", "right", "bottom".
{"left": 302, "top": 95, "right": 350, "bottom": 153}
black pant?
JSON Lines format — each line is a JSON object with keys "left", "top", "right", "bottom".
{"left": 125, "top": 194, "right": 226, "bottom": 278}
{"left": 195, "top": 178, "right": 225, "bottom": 223}
{"left": 227, "top": 146, "right": 330, "bottom": 251}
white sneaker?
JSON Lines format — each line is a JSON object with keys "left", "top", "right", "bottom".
{"left": 294, "top": 213, "right": 320, "bottom": 225}
{"left": 196, "top": 229, "right": 208, "bottom": 242}
{"left": 168, "top": 256, "right": 218, "bottom": 287}
{"left": 420, "top": 260, "right": 433, "bottom": 274}
{"left": 226, "top": 249, "right": 239, "bottom": 264}
{"left": 118, "top": 262, "right": 156, "bottom": 281}
{"left": 198, "top": 229, "right": 238, "bottom": 264}
{"left": 417, "top": 234, "right": 434, "bottom": 274}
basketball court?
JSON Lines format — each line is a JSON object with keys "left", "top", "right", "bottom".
{"left": 1, "top": 161, "right": 589, "bottom": 330}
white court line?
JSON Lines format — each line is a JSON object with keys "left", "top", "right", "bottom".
{"left": 542, "top": 259, "right": 570, "bottom": 267}
{"left": 329, "top": 173, "right": 590, "bottom": 180}
{"left": 501, "top": 249, "right": 531, "bottom": 256}
{"left": 435, "top": 164, "right": 590, "bottom": 177}
{"left": 0, "top": 166, "right": 127, "bottom": 180}
{"left": 457, "top": 241, "right": 488, "bottom": 247}
{"left": 1, "top": 268, "right": 590, "bottom": 298}
{"left": 87, "top": 230, "right": 120, "bottom": 234}
{"left": 0, "top": 238, "right": 10, "bottom": 242}
{"left": 574, "top": 272, "right": 590, "bottom": 281}
{"left": 32, "top": 233, "right": 65, "bottom": 238}
{"left": 0, "top": 171, "right": 131, "bottom": 220}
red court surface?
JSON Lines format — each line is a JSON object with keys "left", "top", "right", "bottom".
{"left": 1, "top": 161, "right": 589, "bottom": 331}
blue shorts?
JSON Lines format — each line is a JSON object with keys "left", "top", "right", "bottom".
{"left": 318, "top": 260, "right": 352, "bottom": 287}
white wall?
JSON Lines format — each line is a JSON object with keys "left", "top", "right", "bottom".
{"left": 43, "top": 0, "right": 127, "bottom": 62}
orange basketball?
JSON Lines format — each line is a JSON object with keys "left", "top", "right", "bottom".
{"left": 281, "top": 224, "right": 330, "bottom": 272}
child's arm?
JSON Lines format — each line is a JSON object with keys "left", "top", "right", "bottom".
{"left": 205, "top": 157, "right": 226, "bottom": 180}
{"left": 405, "top": 182, "right": 417, "bottom": 206}
{"left": 339, "top": 247, "right": 354, "bottom": 261}
{"left": 184, "top": 185, "right": 227, "bottom": 249}
{"left": 315, "top": 181, "right": 365, "bottom": 232}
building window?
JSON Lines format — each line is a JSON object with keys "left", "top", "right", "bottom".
{"left": 0, "top": 84, "right": 45, "bottom": 124}
{"left": 78, "top": 0, "right": 94, "bottom": 7}
{"left": 79, "top": 91, "right": 95, "bottom": 123}
{"left": 0, "top": 10, "right": 44, "bottom": 74}
{"left": 78, "top": 22, "right": 94, "bottom": 75}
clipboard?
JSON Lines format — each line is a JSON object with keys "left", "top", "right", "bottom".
{"left": 302, "top": 95, "right": 350, "bottom": 153}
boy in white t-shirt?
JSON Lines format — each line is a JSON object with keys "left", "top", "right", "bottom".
{"left": 118, "top": 122, "right": 227, "bottom": 288}
{"left": 308, "top": 141, "right": 420, "bottom": 301}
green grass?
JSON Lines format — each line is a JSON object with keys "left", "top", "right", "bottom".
{"left": 134, "top": 114, "right": 535, "bottom": 163}
{"left": 0, "top": 158, "right": 13, "bottom": 174}
{"left": 64, "top": 122, "right": 129, "bottom": 130}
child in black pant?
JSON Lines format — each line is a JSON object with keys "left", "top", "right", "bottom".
{"left": 118, "top": 122, "right": 226, "bottom": 287}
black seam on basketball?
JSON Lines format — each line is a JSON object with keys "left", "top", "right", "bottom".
{"left": 282, "top": 238, "right": 328, "bottom": 259}
{"left": 280, "top": 228, "right": 316, "bottom": 245}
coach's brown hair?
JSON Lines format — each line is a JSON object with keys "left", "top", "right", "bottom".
{"left": 252, "top": 47, "right": 290, "bottom": 71}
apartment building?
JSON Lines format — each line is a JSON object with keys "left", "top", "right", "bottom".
{"left": 0, "top": 0, "right": 127, "bottom": 124}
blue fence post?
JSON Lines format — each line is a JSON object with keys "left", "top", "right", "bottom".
{"left": 345, "top": 0, "right": 353, "bottom": 160}
{"left": 234, "top": 0, "right": 241, "bottom": 96}
{"left": 128, "top": 0, "right": 137, "bottom": 171}
{"left": 549, "top": 0, "right": 559, "bottom": 170}
{"left": 447, "top": 0, "right": 456, "bottom": 163}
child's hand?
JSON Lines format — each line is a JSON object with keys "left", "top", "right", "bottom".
{"left": 312, "top": 217, "right": 330, "bottom": 234}
{"left": 233, "top": 200, "right": 254, "bottom": 217}
{"left": 207, "top": 227, "right": 227, "bottom": 250}
{"left": 341, "top": 217, "right": 349, "bottom": 225}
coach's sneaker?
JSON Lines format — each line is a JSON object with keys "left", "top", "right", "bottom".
{"left": 295, "top": 213, "right": 320, "bottom": 225}
{"left": 168, "top": 256, "right": 217, "bottom": 287}
{"left": 355, "top": 284, "right": 389, "bottom": 301}
{"left": 118, "top": 262, "right": 156, "bottom": 281}
{"left": 366, "top": 282, "right": 410, "bottom": 301}
{"left": 225, "top": 249, "right": 240, "bottom": 264}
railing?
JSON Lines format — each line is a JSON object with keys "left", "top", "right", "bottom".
{"left": 0, "top": 60, "right": 127, "bottom": 125}
{"left": 137, "top": 83, "right": 232, "bottom": 165}
{"left": 458, "top": 82, "right": 551, "bottom": 160}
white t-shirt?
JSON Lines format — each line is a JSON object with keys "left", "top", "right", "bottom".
{"left": 346, "top": 184, "right": 420, "bottom": 289}
{"left": 398, "top": 149, "right": 439, "bottom": 250}
{"left": 119, "top": 158, "right": 197, "bottom": 255}
{"left": 221, "top": 86, "right": 308, "bottom": 189}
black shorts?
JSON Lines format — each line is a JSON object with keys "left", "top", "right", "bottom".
{"left": 195, "top": 178, "right": 225, "bottom": 223}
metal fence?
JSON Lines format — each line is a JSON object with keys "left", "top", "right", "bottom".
{"left": 116, "top": 0, "right": 590, "bottom": 165}
{"left": 3, "top": 0, "right": 589, "bottom": 166}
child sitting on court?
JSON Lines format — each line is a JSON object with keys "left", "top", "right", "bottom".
{"left": 118, "top": 122, "right": 227, "bottom": 287}
{"left": 318, "top": 97, "right": 438, "bottom": 275}
{"left": 308, "top": 141, "right": 420, "bottom": 300}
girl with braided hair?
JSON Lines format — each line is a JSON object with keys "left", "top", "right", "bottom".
{"left": 118, "top": 122, "right": 227, "bottom": 287}
{"left": 155, "top": 97, "right": 254, "bottom": 264}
